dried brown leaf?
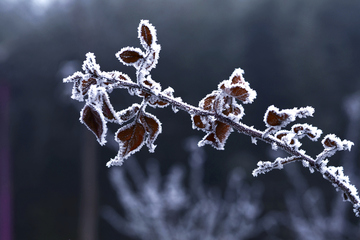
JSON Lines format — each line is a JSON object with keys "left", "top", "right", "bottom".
{"left": 266, "top": 110, "right": 290, "bottom": 126}
{"left": 192, "top": 115, "right": 207, "bottom": 129}
{"left": 80, "top": 77, "right": 97, "bottom": 96}
{"left": 222, "top": 85, "right": 249, "bottom": 102}
{"left": 141, "top": 25, "right": 153, "bottom": 47}
{"left": 323, "top": 138, "right": 337, "bottom": 148}
{"left": 199, "top": 121, "right": 232, "bottom": 150}
{"left": 119, "top": 50, "right": 144, "bottom": 64}
{"left": 102, "top": 95, "right": 116, "bottom": 121}
{"left": 81, "top": 104, "right": 107, "bottom": 145}
{"left": 118, "top": 104, "right": 140, "bottom": 122}
{"left": 116, "top": 121, "right": 146, "bottom": 159}
{"left": 215, "top": 121, "right": 232, "bottom": 144}
{"left": 140, "top": 112, "right": 161, "bottom": 151}
{"left": 231, "top": 74, "right": 246, "bottom": 85}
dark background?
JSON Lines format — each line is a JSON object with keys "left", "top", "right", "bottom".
{"left": 1, "top": 0, "right": 360, "bottom": 239}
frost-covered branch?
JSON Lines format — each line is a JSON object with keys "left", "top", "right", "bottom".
{"left": 63, "top": 20, "right": 360, "bottom": 217}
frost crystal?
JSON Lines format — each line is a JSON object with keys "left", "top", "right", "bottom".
{"left": 82, "top": 52, "right": 101, "bottom": 75}
{"left": 106, "top": 156, "right": 124, "bottom": 168}
{"left": 271, "top": 142, "right": 278, "bottom": 150}
{"left": 275, "top": 130, "right": 302, "bottom": 150}
{"left": 301, "top": 160, "right": 314, "bottom": 173}
{"left": 252, "top": 158, "right": 284, "bottom": 177}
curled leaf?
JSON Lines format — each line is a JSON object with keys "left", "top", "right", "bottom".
{"left": 140, "top": 112, "right": 162, "bottom": 152}
{"left": 80, "top": 104, "right": 107, "bottom": 145}
{"left": 149, "top": 98, "right": 169, "bottom": 108}
{"left": 291, "top": 123, "right": 322, "bottom": 141}
{"left": 118, "top": 104, "right": 141, "bottom": 122}
{"left": 101, "top": 94, "right": 118, "bottom": 122}
{"left": 265, "top": 106, "right": 290, "bottom": 127}
{"left": 264, "top": 105, "right": 315, "bottom": 129}
{"left": 322, "top": 134, "right": 354, "bottom": 151}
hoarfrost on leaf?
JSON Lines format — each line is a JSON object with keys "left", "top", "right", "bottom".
{"left": 80, "top": 103, "right": 107, "bottom": 145}
{"left": 316, "top": 134, "right": 354, "bottom": 163}
{"left": 191, "top": 114, "right": 213, "bottom": 131}
{"left": 197, "top": 120, "right": 233, "bottom": 150}
{"left": 115, "top": 120, "right": 146, "bottom": 161}
{"left": 139, "top": 112, "right": 162, "bottom": 153}
{"left": 162, "top": 86, "right": 174, "bottom": 97}
{"left": 275, "top": 130, "right": 301, "bottom": 150}
{"left": 264, "top": 105, "right": 314, "bottom": 129}
{"left": 218, "top": 68, "right": 257, "bottom": 104}
{"left": 142, "top": 45, "right": 160, "bottom": 72}
{"left": 141, "top": 75, "right": 161, "bottom": 95}
{"left": 321, "top": 134, "right": 354, "bottom": 151}
{"left": 117, "top": 103, "right": 140, "bottom": 123}
{"left": 116, "top": 46, "right": 145, "bottom": 70}
{"left": 82, "top": 52, "right": 101, "bottom": 76}
{"left": 218, "top": 96, "right": 245, "bottom": 123}
{"left": 138, "top": 19, "right": 158, "bottom": 50}
{"left": 101, "top": 92, "right": 119, "bottom": 122}
{"left": 291, "top": 123, "right": 322, "bottom": 141}
{"left": 62, "top": 19, "right": 360, "bottom": 219}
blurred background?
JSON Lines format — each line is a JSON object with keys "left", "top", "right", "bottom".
{"left": 1, "top": 0, "right": 360, "bottom": 239}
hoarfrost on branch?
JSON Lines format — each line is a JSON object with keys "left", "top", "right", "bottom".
{"left": 63, "top": 19, "right": 360, "bottom": 217}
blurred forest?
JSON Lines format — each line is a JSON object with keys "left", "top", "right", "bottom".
{"left": 1, "top": 0, "right": 360, "bottom": 239}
